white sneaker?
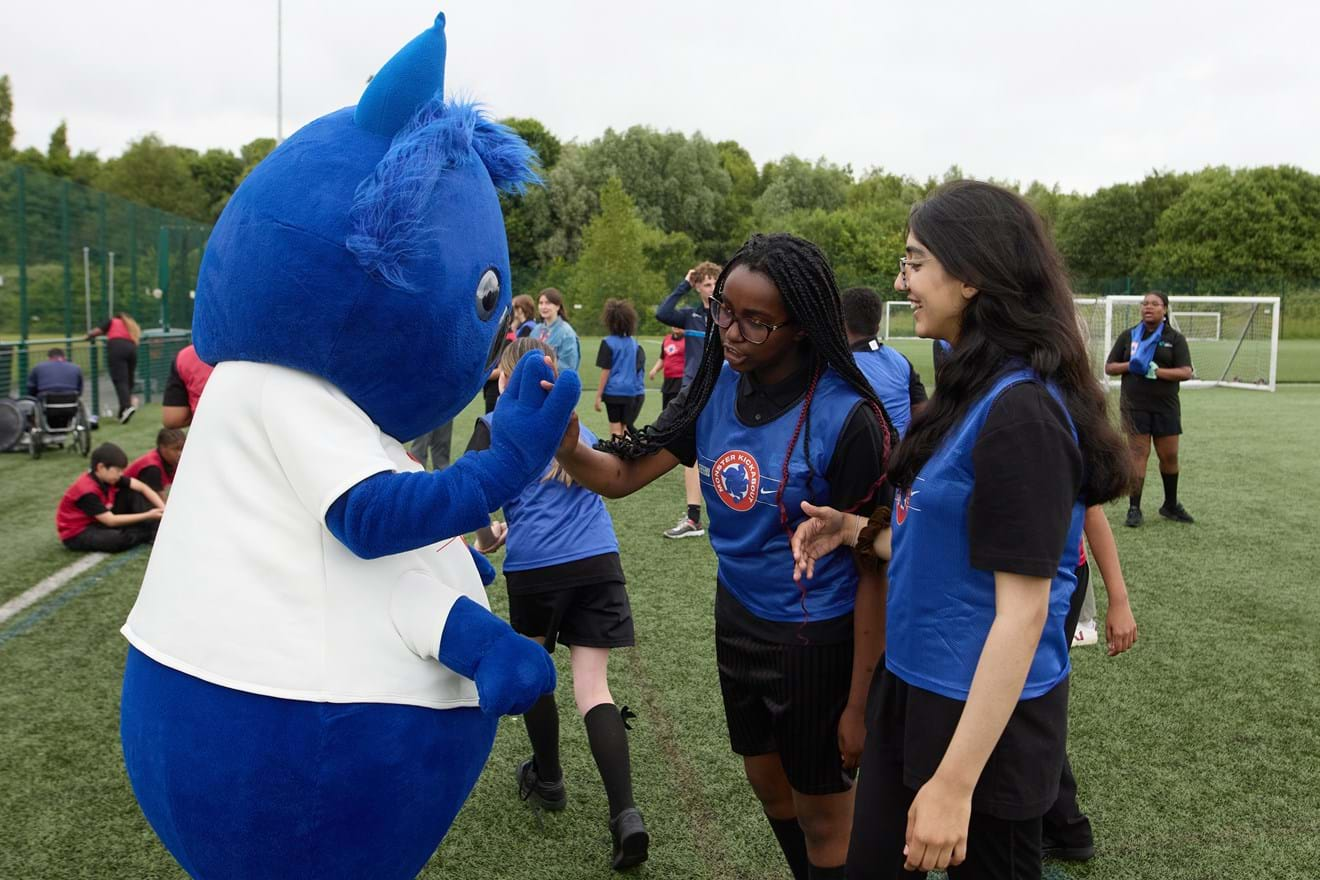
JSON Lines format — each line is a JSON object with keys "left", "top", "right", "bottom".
{"left": 663, "top": 517, "right": 705, "bottom": 539}
{"left": 1073, "top": 621, "right": 1099, "bottom": 647}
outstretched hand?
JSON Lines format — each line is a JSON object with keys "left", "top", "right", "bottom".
{"left": 791, "top": 501, "right": 850, "bottom": 582}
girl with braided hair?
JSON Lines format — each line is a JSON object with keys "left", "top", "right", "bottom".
{"left": 794, "top": 180, "right": 1129, "bottom": 878}
{"left": 556, "top": 233, "right": 894, "bottom": 880}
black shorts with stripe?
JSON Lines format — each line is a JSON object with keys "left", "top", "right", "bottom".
{"left": 714, "top": 583, "right": 856, "bottom": 796}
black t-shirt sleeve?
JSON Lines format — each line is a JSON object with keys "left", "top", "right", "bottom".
{"left": 656, "top": 383, "right": 698, "bottom": 466}
{"left": 135, "top": 466, "right": 164, "bottom": 493}
{"left": 74, "top": 493, "right": 109, "bottom": 518}
{"left": 161, "top": 358, "right": 189, "bottom": 407}
{"left": 1107, "top": 329, "right": 1131, "bottom": 365}
{"left": 595, "top": 340, "right": 613, "bottom": 370}
{"left": 464, "top": 418, "right": 492, "bottom": 455}
{"left": 825, "top": 401, "right": 890, "bottom": 516}
{"left": 636, "top": 347, "right": 645, "bottom": 372}
{"left": 968, "top": 383, "right": 1082, "bottom": 578}
{"left": 1171, "top": 332, "right": 1192, "bottom": 369}
{"left": 906, "top": 358, "right": 928, "bottom": 405}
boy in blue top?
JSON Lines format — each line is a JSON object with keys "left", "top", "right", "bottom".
{"left": 792, "top": 182, "right": 1129, "bottom": 879}
{"left": 840, "top": 287, "right": 928, "bottom": 437}
{"left": 558, "top": 234, "right": 894, "bottom": 880}
{"left": 594, "top": 299, "right": 646, "bottom": 437}
{"left": 655, "top": 261, "right": 722, "bottom": 539}
{"left": 471, "top": 338, "right": 647, "bottom": 871}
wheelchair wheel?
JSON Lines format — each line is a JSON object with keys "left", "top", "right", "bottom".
{"left": 29, "top": 427, "right": 43, "bottom": 459}
{"left": 73, "top": 406, "right": 91, "bottom": 456}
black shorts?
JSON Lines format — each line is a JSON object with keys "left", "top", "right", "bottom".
{"left": 661, "top": 377, "right": 682, "bottom": 411}
{"left": 602, "top": 395, "right": 635, "bottom": 426}
{"left": 715, "top": 612, "right": 857, "bottom": 795}
{"left": 508, "top": 581, "right": 635, "bottom": 653}
{"left": 1063, "top": 562, "right": 1090, "bottom": 646}
{"left": 1123, "top": 407, "right": 1181, "bottom": 437}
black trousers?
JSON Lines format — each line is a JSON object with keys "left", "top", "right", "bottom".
{"left": 106, "top": 338, "right": 138, "bottom": 416}
{"left": 410, "top": 421, "right": 453, "bottom": 471}
{"left": 63, "top": 485, "right": 159, "bottom": 553}
{"left": 847, "top": 728, "right": 1044, "bottom": 879}
{"left": 1042, "top": 565, "right": 1094, "bottom": 848}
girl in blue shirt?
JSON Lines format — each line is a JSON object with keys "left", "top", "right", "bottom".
{"left": 792, "top": 181, "right": 1128, "bottom": 879}
{"left": 594, "top": 299, "right": 646, "bottom": 437}
{"left": 534, "top": 287, "right": 580, "bottom": 374}
{"left": 470, "top": 337, "right": 647, "bottom": 871}
{"left": 556, "top": 233, "right": 895, "bottom": 880}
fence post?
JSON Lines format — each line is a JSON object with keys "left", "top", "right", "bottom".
{"left": 143, "top": 338, "right": 153, "bottom": 404}
{"left": 62, "top": 179, "right": 73, "bottom": 346}
{"left": 129, "top": 205, "right": 138, "bottom": 318}
{"left": 158, "top": 226, "right": 170, "bottom": 332}
{"left": 16, "top": 165, "right": 29, "bottom": 378}
{"left": 99, "top": 192, "right": 108, "bottom": 321}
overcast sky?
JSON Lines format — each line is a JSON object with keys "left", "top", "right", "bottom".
{"left": 7, "top": 0, "right": 1318, "bottom": 194}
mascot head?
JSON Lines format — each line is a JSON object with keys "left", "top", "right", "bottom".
{"left": 193, "top": 12, "right": 539, "bottom": 441}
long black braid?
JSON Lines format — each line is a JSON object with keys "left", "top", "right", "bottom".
{"left": 598, "top": 231, "right": 896, "bottom": 517}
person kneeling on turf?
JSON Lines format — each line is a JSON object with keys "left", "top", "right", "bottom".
{"left": 124, "top": 428, "right": 187, "bottom": 500}
{"left": 57, "top": 443, "right": 165, "bottom": 553}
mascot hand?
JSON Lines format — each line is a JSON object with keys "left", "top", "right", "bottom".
{"left": 438, "top": 596, "right": 556, "bottom": 716}
{"left": 483, "top": 350, "right": 581, "bottom": 504}
{"left": 466, "top": 544, "right": 497, "bottom": 586}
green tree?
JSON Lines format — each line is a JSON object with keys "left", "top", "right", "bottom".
{"left": 501, "top": 116, "right": 561, "bottom": 171}
{"left": 1140, "top": 166, "right": 1320, "bottom": 281}
{"left": 234, "top": 137, "right": 277, "bottom": 188}
{"left": 498, "top": 117, "right": 562, "bottom": 274}
{"left": 754, "top": 156, "right": 852, "bottom": 223}
{"left": 190, "top": 148, "right": 243, "bottom": 221}
{"left": 46, "top": 121, "right": 72, "bottom": 177}
{"left": 569, "top": 177, "right": 664, "bottom": 334}
{"left": 0, "top": 74, "right": 14, "bottom": 160}
{"left": 1054, "top": 183, "right": 1146, "bottom": 280}
{"left": 98, "top": 134, "right": 209, "bottom": 220}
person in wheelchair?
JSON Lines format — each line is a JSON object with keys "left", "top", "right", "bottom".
{"left": 57, "top": 443, "right": 165, "bottom": 553}
{"left": 19, "top": 348, "right": 83, "bottom": 426}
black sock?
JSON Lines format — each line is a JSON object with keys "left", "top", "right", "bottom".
{"left": 807, "top": 863, "right": 846, "bottom": 880}
{"left": 584, "top": 703, "right": 635, "bottom": 818}
{"left": 1130, "top": 489, "right": 1143, "bottom": 510}
{"left": 766, "top": 814, "right": 809, "bottom": 880}
{"left": 1161, "top": 471, "right": 1179, "bottom": 508}
{"left": 523, "top": 692, "right": 561, "bottom": 782}
{"left": 687, "top": 504, "right": 701, "bottom": 526}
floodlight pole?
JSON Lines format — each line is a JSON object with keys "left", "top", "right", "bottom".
{"left": 277, "top": 0, "right": 284, "bottom": 143}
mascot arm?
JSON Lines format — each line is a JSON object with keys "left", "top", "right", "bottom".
{"left": 393, "top": 572, "right": 555, "bottom": 716}
{"left": 324, "top": 351, "right": 581, "bottom": 560}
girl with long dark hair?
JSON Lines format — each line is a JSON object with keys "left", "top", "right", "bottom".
{"left": 555, "top": 233, "right": 894, "bottom": 880}
{"left": 793, "top": 181, "right": 1128, "bottom": 878}
{"left": 87, "top": 312, "right": 141, "bottom": 423}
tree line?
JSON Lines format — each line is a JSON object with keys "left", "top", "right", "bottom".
{"left": 4, "top": 73, "right": 1319, "bottom": 336}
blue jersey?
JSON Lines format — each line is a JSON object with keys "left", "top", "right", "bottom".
{"left": 853, "top": 342, "right": 915, "bottom": 438}
{"left": 886, "top": 368, "right": 1083, "bottom": 701}
{"left": 696, "top": 364, "right": 864, "bottom": 623}
{"left": 481, "top": 417, "right": 619, "bottom": 572}
{"left": 602, "top": 335, "right": 644, "bottom": 397}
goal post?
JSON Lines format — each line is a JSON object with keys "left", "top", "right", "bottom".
{"left": 1100, "top": 295, "right": 1281, "bottom": 391}
{"left": 883, "top": 300, "right": 917, "bottom": 340}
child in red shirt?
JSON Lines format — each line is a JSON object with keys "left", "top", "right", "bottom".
{"left": 125, "top": 428, "right": 187, "bottom": 496}
{"left": 647, "top": 328, "right": 686, "bottom": 411}
{"left": 57, "top": 443, "right": 165, "bottom": 552}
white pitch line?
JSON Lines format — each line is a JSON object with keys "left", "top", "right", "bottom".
{"left": 0, "top": 553, "right": 109, "bottom": 625}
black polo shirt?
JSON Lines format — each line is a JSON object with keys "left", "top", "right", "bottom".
{"left": 1107, "top": 324, "right": 1192, "bottom": 414}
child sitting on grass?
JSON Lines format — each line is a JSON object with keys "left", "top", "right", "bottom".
{"left": 57, "top": 443, "right": 165, "bottom": 553}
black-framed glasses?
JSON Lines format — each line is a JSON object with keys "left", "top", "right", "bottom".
{"left": 709, "top": 297, "right": 791, "bottom": 345}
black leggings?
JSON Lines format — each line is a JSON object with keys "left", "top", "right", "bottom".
{"left": 107, "top": 338, "right": 138, "bottom": 416}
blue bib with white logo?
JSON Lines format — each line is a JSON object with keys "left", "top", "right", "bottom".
{"left": 696, "top": 364, "right": 865, "bottom": 623}
{"left": 886, "top": 368, "right": 1083, "bottom": 701}
{"left": 854, "top": 342, "right": 914, "bottom": 438}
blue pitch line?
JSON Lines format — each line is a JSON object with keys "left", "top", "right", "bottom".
{"left": 0, "top": 547, "right": 147, "bottom": 649}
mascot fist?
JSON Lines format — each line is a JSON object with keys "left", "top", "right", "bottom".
{"left": 438, "top": 596, "right": 556, "bottom": 716}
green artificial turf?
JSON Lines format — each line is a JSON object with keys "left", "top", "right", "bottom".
{"left": 2, "top": 383, "right": 1318, "bottom": 879}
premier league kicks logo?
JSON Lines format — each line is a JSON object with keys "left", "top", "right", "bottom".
{"left": 712, "top": 449, "right": 760, "bottom": 512}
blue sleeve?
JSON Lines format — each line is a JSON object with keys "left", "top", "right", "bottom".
{"left": 655, "top": 281, "right": 695, "bottom": 328}
{"left": 27, "top": 369, "right": 38, "bottom": 398}
{"left": 558, "top": 329, "right": 580, "bottom": 373}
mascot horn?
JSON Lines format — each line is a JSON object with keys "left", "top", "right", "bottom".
{"left": 118, "top": 12, "right": 581, "bottom": 879}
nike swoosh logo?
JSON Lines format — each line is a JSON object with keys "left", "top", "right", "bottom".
{"left": 759, "top": 488, "right": 778, "bottom": 495}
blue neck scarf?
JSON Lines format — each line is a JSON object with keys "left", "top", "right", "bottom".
{"left": 1129, "top": 321, "right": 1164, "bottom": 374}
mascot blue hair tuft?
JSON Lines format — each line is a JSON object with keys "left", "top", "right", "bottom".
{"left": 119, "top": 12, "right": 580, "bottom": 879}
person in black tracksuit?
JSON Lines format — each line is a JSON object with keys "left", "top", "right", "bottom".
{"left": 1104, "top": 291, "right": 1195, "bottom": 528}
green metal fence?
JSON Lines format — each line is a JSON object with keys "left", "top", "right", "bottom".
{"left": 0, "top": 161, "right": 210, "bottom": 374}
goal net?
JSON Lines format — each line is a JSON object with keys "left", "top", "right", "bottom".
{"left": 883, "top": 300, "right": 916, "bottom": 340}
{"left": 1099, "top": 296, "right": 1280, "bottom": 391}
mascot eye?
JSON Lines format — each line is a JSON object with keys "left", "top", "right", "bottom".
{"left": 475, "top": 269, "right": 501, "bottom": 321}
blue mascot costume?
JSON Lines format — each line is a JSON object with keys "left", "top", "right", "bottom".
{"left": 118, "top": 13, "right": 580, "bottom": 879}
